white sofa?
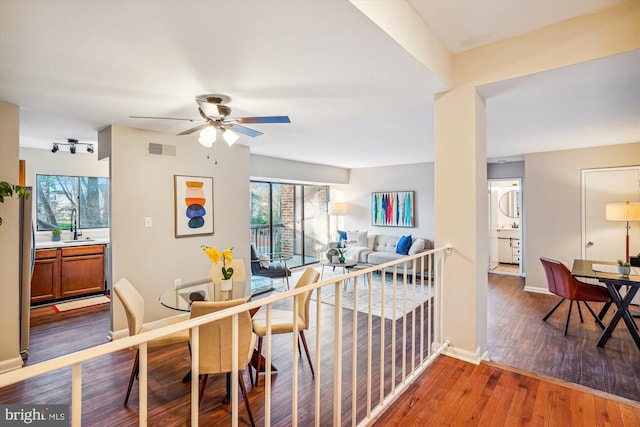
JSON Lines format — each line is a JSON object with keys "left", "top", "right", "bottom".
{"left": 331, "top": 231, "right": 434, "bottom": 275}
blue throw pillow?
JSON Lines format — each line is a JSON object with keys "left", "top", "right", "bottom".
{"left": 337, "top": 230, "right": 348, "bottom": 248}
{"left": 396, "top": 235, "right": 412, "bottom": 255}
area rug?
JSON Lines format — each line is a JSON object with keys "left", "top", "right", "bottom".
{"left": 52, "top": 295, "right": 110, "bottom": 313}
{"left": 289, "top": 265, "right": 433, "bottom": 321}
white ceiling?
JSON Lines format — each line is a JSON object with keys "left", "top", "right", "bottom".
{"left": 0, "top": 0, "right": 637, "bottom": 168}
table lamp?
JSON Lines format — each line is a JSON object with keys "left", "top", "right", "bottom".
{"left": 605, "top": 201, "right": 640, "bottom": 263}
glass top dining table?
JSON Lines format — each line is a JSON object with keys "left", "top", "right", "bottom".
{"left": 159, "top": 280, "right": 233, "bottom": 312}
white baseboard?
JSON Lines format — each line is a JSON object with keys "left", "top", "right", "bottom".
{"left": 523, "top": 286, "right": 551, "bottom": 295}
{"left": 0, "top": 355, "right": 24, "bottom": 374}
{"left": 442, "top": 346, "right": 484, "bottom": 365}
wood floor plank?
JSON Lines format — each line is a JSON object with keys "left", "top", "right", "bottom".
{"left": 2, "top": 273, "right": 639, "bottom": 426}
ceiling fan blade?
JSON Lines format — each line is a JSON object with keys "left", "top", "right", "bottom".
{"left": 229, "top": 124, "right": 263, "bottom": 137}
{"left": 236, "top": 116, "right": 291, "bottom": 124}
{"left": 130, "top": 115, "right": 201, "bottom": 122}
{"left": 178, "top": 123, "right": 209, "bottom": 136}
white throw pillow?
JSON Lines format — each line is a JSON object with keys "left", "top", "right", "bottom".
{"left": 408, "top": 238, "right": 425, "bottom": 255}
{"left": 355, "top": 231, "right": 368, "bottom": 247}
{"left": 346, "top": 230, "right": 359, "bottom": 243}
{"left": 259, "top": 254, "right": 270, "bottom": 268}
{"left": 367, "top": 234, "right": 376, "bottom": 249}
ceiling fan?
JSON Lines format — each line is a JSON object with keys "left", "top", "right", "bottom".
{"left": 130, "top": 94, "right": 290, "bottom": 147}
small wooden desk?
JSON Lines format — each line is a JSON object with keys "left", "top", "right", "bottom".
{"left": 571, "top": 259, "right": 640, "bottom": 351}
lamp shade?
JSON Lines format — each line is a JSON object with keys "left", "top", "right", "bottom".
{"left": 605, "top": 202, "right": 640, "bottom": 221}
{"left": 328, "top": 201, "right": 347, "bottom": 216}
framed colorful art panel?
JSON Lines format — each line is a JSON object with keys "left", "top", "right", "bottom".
{"left": 174, "top": 175, "right": 214, "bottom": 237}
{"left": 372, "top": 191, "right": 414, "bottom": 227}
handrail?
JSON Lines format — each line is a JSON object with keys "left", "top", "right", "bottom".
{"left": 1, "top": 245, "right": 451, "bottom": 426}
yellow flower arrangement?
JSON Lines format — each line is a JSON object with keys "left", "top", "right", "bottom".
{"left": 202, "top": 245, "right": 234, "bottom": 279}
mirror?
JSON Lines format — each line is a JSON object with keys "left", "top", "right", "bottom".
{"left": 499, "top": 190, "right": 520, "bottom": 218}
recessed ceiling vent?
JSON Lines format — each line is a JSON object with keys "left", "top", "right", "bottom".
{"left": 147, "top": 142, "right": 176, "bottom": 157}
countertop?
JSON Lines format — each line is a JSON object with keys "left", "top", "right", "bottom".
{"left": 35, "top": 238, "right": 110, "bottom": 249}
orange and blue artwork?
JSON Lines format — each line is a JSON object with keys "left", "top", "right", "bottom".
{"left": 372, "top": 191, "right": 414, "bottom": 227}
{"left": 174, "top": 175, "right": 214, "bottom": 237}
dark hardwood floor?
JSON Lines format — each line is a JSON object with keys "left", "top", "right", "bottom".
{"left": 488, "top": 273, "right": 640, "bottom": 402}
{"left": 1, "top": 273, "right": 638, "bottom": 426}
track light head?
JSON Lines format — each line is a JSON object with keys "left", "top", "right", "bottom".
{"left": 51, "top": 144, "right": 59, "bottom": 153}
{"left": 86, "top": 144, "right": 94, "bottom": 153}
{"left": 69, "top": 144, "right": 76, "bottom": 154}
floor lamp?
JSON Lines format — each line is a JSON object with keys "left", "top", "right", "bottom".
{"left": 328, "top": 201, "right": 347, "bottom": 237}
{"left": 605, "top": 201, "right": 640, "bottom": 263}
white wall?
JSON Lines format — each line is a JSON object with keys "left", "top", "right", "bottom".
{"left": 108, "top": 125, "right": 250, "bottom": 334}
{"left": 0, "top": 102, "right": 22, "bottom": 372}
{"left": 19, "top": 147, "right": 109, "bottom": 182}
{"left": 333, "top": 162, "right": 434, "bottom": 241}
{"left": 525, "top": 141, "right": 640, "bottom": 292}
{"left": 19, "top": 147, "right": 110, "bottom": 241}
{"left": 251, "top": 154, "right": 349, "bottom": 184}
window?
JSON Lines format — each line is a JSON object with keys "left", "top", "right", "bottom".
{"left": 35, "top": 174, "right": 109, "bottom": 231}
{"left": 250, "top": 180, "right": 329, "bottom": 268}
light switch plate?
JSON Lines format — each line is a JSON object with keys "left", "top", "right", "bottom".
{"left": 144, "top": 217, "right": 152, "bottom": 228}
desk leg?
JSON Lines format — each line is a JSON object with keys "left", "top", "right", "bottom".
{"left": 597, "top": 284, "right": 640, "bottom": 351}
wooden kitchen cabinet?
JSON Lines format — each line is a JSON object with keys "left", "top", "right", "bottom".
{"left": 31, "top": 245, "right": 105, "bottom": 304}
{"left": 31, "top": 248, "right": 60, "bottom": 304}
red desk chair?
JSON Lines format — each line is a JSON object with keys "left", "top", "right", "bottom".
{"left": 540, "top": 257, "right": 611, "bottom": 335}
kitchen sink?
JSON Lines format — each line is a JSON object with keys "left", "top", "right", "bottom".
{"left": 63, "top": 239, "right": 95, "bottom": 243}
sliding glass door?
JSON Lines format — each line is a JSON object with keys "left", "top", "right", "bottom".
{"left": 250, "top": 181, "right": 329, "bottom": 273}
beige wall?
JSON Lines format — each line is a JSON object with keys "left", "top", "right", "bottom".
{"left": 251, "top": 154, "right": 349, "bottom": 184}
{"left": 333, "top": 162, "right": 435, "bottom": 241}
{"left": 525, "top": 142, "right": 640, "bottom": 292}
{"left": 434, "top": 86, "right": 488, "bottom": 360}
{"left": 0, "top": 102, "right": 22, "bottom": 372}
{"left": 107, "top": 125, "right": 250, "bottom": 334}
{"left": 454, "top": 0, "right": 640, "bottom": 87}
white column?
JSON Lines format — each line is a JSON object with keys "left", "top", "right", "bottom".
{"left": 434, "top": 86, "right": 488, "bottom": 361}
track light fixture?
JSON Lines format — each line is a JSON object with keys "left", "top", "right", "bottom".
{"left": 50, "top": 139, "right": 96, "bottom": 154}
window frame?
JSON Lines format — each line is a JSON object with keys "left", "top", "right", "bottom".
{"left": 35, "top": 174, "right": 110, "bottom": 232}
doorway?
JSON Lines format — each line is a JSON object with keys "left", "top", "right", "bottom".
{"left": 488, "top": 179, "right": 523, "bottom": 276}
{"left": 581, "top": 166, "right": 640, "bottom": 261}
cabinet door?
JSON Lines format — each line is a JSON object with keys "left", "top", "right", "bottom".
{"left": 498, "top": 239, "right": 512, "bottom": 263}
{"left": 31, "top": 258, "right": 60, "bottom": 303}
{"left": 60, "top": 254, "right": 105, "bottom": 298}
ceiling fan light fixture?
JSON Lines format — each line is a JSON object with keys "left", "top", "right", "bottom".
{"left": 222, "top": 128, "right": 239, "bottom": 146}
{"left": 198, "top": 126, "right": 216, "bottom": 147}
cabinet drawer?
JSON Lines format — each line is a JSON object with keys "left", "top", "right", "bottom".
{"left": 61, "top": 244, "right": 105, "bottom": 257}
{"left": 35, "top": 248, "right": 58, "bottom": 259}
{"left": 510, "top": 239, "right": 520, "bottom": 248}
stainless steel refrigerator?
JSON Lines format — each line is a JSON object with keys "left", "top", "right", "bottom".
{"left": 19, "top": 187, "right": 33, "bottom": 360}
